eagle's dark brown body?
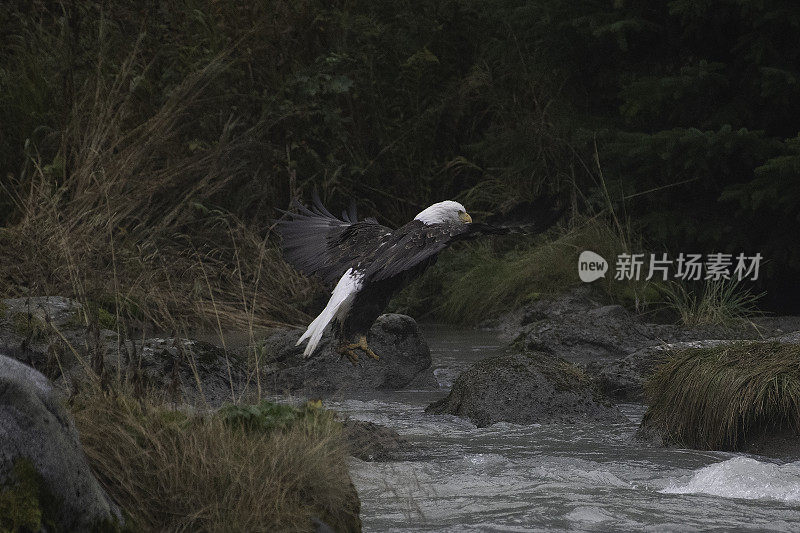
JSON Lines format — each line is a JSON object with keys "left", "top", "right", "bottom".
{"left": 278, "top": 196, "right": 508, "bottom": 359}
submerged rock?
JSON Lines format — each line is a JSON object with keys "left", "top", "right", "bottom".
{"left": 260, "top": 313, "right": 434, "bottom": 397}
{"left": 341, "top": 419, "right": 409, "bottom": 461}
{"left": 425, "top": 351, "right": 624, "bottom": 427}
{"left": 0, "top": 354, "right": 122, "bottom": 530}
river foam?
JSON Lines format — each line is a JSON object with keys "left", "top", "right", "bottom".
{"left": 662, "top": 457, "right": 800, "bottom": 504}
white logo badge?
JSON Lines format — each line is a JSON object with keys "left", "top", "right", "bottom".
{"left": 578, "top": 251, "right": 608, "bottom": 282}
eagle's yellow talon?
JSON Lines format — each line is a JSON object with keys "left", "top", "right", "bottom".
{"left": 337, "top": 344, "right": 360, "bottom": 365}
{"left": 337, "top": 336, "right": 379, "bottom": 365}
{"left": 357, "top": 336, "right": 380, "bottom": 360}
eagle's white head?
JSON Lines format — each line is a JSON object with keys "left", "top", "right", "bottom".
{"left": 414, "top": 200, "right": 472, "bottom": 225}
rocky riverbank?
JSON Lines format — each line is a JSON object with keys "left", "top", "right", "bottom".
{"left": 0, "top": 296, "right": 418, "bottom": 531}
{"left": 3, "top": 289, "right": 800, "bottom": 530}
{"left": 482, "top": 286, "right": 800, "bottom": 402}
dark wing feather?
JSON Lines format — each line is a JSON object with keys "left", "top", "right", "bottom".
{"left": 363, "top": 221, "right": 509, "bottom": 283}
{"left": 277, "top": 194, "right": 392, "bottom": 286}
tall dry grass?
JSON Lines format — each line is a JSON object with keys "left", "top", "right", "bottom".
{"left": 659, "top": 279, "right": 763, "bottom": 328}
{"left": 0, "top": 36, "right": 315, "bottom": 334}
{"left": 72, "top": 391, "right": 361, "bottom": 532}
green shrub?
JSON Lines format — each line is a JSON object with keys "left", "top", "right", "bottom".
{"left": 217, "top": 399, "right": 329, "bottom": 433}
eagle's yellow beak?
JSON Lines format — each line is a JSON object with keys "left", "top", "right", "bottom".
{"left": 460, "top": 212, "right": 472, "bottom": 224}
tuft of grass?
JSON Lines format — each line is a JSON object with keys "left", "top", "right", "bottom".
{"left": 67, "top": 302, "right": 118, "bottom": 331}
{"left": 391, "top": 217, "right": 636, "bottom": 323}
{"left": 641, "top": 341, "right": 800, "bottom": 450}
{"left": 218, "top": 399, "right": 327, "bottom": 433}
{"left": 660, "top": 279, "right": 763, "bottom": 327}
{"left": 71, "top": 392, "right": 360, "bottom": 532}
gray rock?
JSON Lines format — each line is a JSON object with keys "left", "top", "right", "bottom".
{"left": 0, "top": 296, "right": 116, "bottom": 379}
{"left": 259, "top": 313, "right": 434, "bottom": 397}
{"left": 425, "top": 351, "right": 625, "bottom": 427}
{"left": 590, "top": 332, "right": 800, "bottom": 402}
{"left": 0, "top": 354, "right": 122, "bottom": 530}
{"left": 588, "top": 340, "right": 733, "bottom": 402}
{"left": 119, "top": 337, "right": 248, "bottom": 407}
{"left": 341, "top": 419, "right": 409, "bottom": 461}
{"left": 517, "top": 303, "right": 678, "bottom": 365}
{"left": 1, "top": 296, "right": 82, "bottom": 330}
{"left": 0, "top": 297, "right": 250, "bottom": 406}
{"left": 481, "top": 288, "right": 800, "bottom": 403}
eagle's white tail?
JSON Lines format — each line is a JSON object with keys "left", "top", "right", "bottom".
{"left": 297, "top": 268, "right": 363, "bottom": 357}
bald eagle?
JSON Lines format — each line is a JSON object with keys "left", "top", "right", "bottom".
{"left": 278, "top": 196, "right": 508, "bottom": 363}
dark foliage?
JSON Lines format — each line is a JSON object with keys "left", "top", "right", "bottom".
{"left": 1, "top": 0, "right": 798, "bottom": 309}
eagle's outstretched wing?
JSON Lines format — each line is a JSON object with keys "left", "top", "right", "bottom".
{"left": 363, "top": 221, "right": 509, "bottom": 282}
{"left": 277, "top": 193, "right": 392, "bottom": 287}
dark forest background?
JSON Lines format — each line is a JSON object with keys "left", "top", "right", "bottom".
{"left": 1, "top": 0, "right": 799, "bottom": 328}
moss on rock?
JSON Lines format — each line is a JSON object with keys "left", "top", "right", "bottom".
{"left": 66, "top": 302, "right": 117, "bottom": 331}
{"left": 0, "top": 458, "right": 58, "bottom": 533}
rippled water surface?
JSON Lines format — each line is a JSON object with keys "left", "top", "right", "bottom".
{"left": 327, "top": 324, "right": 800, "bottom": 532}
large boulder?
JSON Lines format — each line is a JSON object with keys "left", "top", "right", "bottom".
{"left": 0, "top": 296, "right": 89, "bottom": 375}
{"left": 0, "top": 299, "right": 434, "bottom": 404}
{"left": 260, "top": 314, "right": 435, "bottom": 397}
{"left": 0, "top": 297, "right": 250, "bottom": 406}
{"left": 481, "top": 287, "right": 800, "bottom": 403}
{"left": 516, "top": 302, "right": 677, "bottom": 365}
{"left": 0, "top": 354, "right": 122, "bottom": 530}
{"left": 425, "top": 351, "right": 624, "bottom": 427}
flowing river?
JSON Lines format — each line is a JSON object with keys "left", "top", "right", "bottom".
{"left": 325, "top": 325, "right": 800, "bottom": 532}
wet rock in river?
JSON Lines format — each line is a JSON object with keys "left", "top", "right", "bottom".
{"left": 260, "top": 313, "right": 434, "bottom": 397}
{"left": 425, "top": 351, "right": 625, "bottom": 427}
{"left": 482, "top": 287, "right": 800, "bottom": 403}
{"left": 587, "top": 340, "right": 734, "bottom": 402}
{"left": 516, "top": 302, "right": 677, "bottom": 365}
{"left": 341, "top": 419, "right": 409, "bottom": 461}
